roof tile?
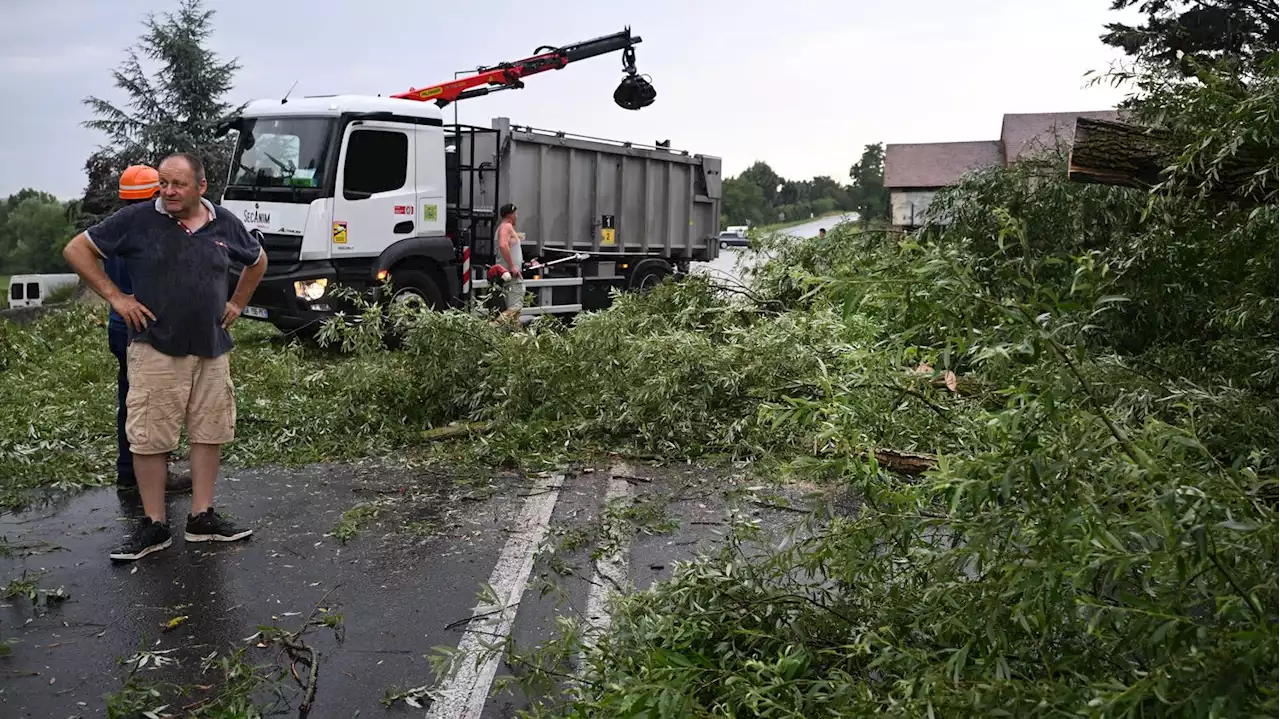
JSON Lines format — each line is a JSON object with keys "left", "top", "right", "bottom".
{"left": 999, "top": 110, "right": 1120, "bottom": 162}
{"left": 884, "top": 141, "right": 1003, "bottom": 189}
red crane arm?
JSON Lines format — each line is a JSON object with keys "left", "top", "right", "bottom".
{"left": 391, "top": 28, "right": 646, "bottom": 108}
{"left": 391, "top": 51, "right": 569, "bottom": 105}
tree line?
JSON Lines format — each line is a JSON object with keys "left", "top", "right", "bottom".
{"left": 0, "top": 191, "right": 80, "bottom": 276}
{"left": 721, "top": 143, "right": 888, "bottom": 228}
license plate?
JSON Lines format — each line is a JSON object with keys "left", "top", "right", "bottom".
{"left": 242, "top": 305, "right": 268, "bottom": 319}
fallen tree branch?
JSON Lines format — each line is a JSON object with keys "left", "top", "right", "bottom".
{"left": 444, "top": 607, "right": 505, "bottom": 630}
{"left": 421, "top": 421, "right": 490, "bottom": 441}
{"left": 867, "top": 448, "right": 938, "bottom": 476}
{"left": 248, "top": 584, "right": 341, "bottom": 719}
{"left": 861, "top": 383, "right": 950, "bottom": 418}
{"left": 705, "top": 281, "right": 788, "bottom": 312}
{"left": 749, "top": 499, "right": 811, "bottom": 514}
{"left": 279, "top": 637, "right": 319, "bottom": 717}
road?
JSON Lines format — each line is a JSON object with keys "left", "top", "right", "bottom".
{"left": 695, "top": 213, "right": 855, "bottom": 285}
{"left": 772, "top": 213, "right": 856, "bottom": 240}
{"left": 0, "top": 459, "right": 827, "bottom": 718}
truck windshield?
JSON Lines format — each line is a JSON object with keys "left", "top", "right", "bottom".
{"left": 228, "top": 117, "right": 334, "bottom": 189}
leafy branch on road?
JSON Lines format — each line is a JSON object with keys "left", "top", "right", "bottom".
{"left": 103, "top": 588, "right": 344, "bottom": 719}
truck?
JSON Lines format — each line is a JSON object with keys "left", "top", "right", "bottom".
{"left": 218, "top": 28, "right": 723, "bottom": 336}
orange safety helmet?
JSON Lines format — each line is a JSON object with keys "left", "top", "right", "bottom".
{"left": 118, "top": 164, "right": 160, "bottom": 200}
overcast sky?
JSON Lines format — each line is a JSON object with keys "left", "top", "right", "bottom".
{"left": 2, "top": 0, "right": 1136, "bottom": 199}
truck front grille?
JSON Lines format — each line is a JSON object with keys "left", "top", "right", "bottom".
{"left": 259, "top": 233, "right": 302, "bottom": 274}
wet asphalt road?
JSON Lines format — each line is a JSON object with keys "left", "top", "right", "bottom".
{"left": 0, "top": 459, "right": 822, "bottom": 718}
{"left": 695, "top": 213, "right": 855, "bottom": 286}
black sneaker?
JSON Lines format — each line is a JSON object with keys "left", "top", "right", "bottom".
{"left": 185, "top": 508, "right": 253, "bottom": 543}
{"left": 109, "top": 518, "right": 172, "bottom": 562}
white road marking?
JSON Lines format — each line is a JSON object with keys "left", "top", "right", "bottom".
{"left": 424, "top": 473, "right": 563, "bottom": 719}
{"left": 578, "top": 464, "right": 633, "bottom": 670}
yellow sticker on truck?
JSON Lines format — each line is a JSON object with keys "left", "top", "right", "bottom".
{"left": 332, "top": 221, "right": 348, "bottom": 244}
{"left": 423, "top": 204, "right": 438, "bottom": 221}
{"left": 601, "top": 228, "right": 616, "bottom": 245}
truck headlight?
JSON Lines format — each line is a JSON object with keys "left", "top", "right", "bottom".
{"left": 294, "top": 278, "right": 328, "bottom": 301}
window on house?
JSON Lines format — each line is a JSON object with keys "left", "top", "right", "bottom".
{"left": 343, "top": 130, "right": 408, "bottom": 199}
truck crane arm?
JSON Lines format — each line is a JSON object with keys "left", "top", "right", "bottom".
{"left": 391, "top": 27, "right": 656, "bottom": 110}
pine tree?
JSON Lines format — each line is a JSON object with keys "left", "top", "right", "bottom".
{"left": 1101, "top": 0, "right": 1278, "bottom": 73}
{"left": 80, "top": 0, "right": 242, "bottom": 224}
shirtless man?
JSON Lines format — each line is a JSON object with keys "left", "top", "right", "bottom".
{"left": 495, "top": 203, "right": 524, "bottom": 323}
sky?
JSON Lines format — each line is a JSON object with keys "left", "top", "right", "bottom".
{"left": 1, "top": 0, "right": 1138, "bottom": 199}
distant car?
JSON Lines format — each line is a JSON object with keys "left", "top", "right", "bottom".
{"left": 717, "top": 230, "right": 749, "bottom": 249}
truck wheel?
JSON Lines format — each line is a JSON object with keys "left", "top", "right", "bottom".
{"left": 630, "top": 261, "right": 672, "bottom": 291}
{"left": 388, "top": 269, "right": 443, "bottom": 310}
{"left": 382, "top": 268, "right": 443, "bottom": 349}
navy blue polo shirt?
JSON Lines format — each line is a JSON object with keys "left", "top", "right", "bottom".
{"left": 87, "top": 197, "right": 264, "bottom": 359}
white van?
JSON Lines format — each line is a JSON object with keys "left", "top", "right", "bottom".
{"left": 7, "top": 274, "right": 79, "bottom": 309}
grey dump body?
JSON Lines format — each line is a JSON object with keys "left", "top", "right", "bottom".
{"left": 456, "top": 118, "right": 722, "bottom": 263}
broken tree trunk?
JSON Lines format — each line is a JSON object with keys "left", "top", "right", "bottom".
{"left": 1068, "top": 117, "right": 1276, "bottom": 205}
{"left": 869, "top": 448, "right": 938, "bottom": 476}
{"left": 1068, "top": 118, "right": 1171, "bottom": 190}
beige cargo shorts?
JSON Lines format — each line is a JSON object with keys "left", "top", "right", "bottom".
{"left": 505, "top": 279, "right": 525, "bottom": 310}
{"left": 125, "top": 342, "right": 237, "bottom": 455}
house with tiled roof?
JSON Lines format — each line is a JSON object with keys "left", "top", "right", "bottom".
{"left": 886, "top": 110, "right": 1119, "bottom": 229}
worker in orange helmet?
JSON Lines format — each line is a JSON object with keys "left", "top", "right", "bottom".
{"left": 108, "top": 165, "right": 192, "bottom": 495}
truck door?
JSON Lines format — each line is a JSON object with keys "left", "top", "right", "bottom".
{"left": 331, "top": 121, "right": 417, "bottom": 257}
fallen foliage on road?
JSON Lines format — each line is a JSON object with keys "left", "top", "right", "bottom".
{"left": 1, "top": 52, "right": 1275, "bottom": 719}
{"left": 0, "top": 260, "right": 970, "bottom": 511}
{"left": 502, "top": 61, "right": 1274, "bottom": 718}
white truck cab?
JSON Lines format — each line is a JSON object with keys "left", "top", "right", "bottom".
{"left": 220, "top": 96, "right": 451, "bottom": 329}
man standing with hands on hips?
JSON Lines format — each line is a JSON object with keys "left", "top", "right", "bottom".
{"left": 109, "top": 165, "right": 192, "bottom": 495}
{"left": 63, "top": 153, "right": 268, "bottom": 561}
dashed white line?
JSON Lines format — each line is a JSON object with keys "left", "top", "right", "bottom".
{"left": 424, "top": 473, "right": 563, "bottom": 719}
{"left": 579, "top": 464, "right": 633, "bottom": 669}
